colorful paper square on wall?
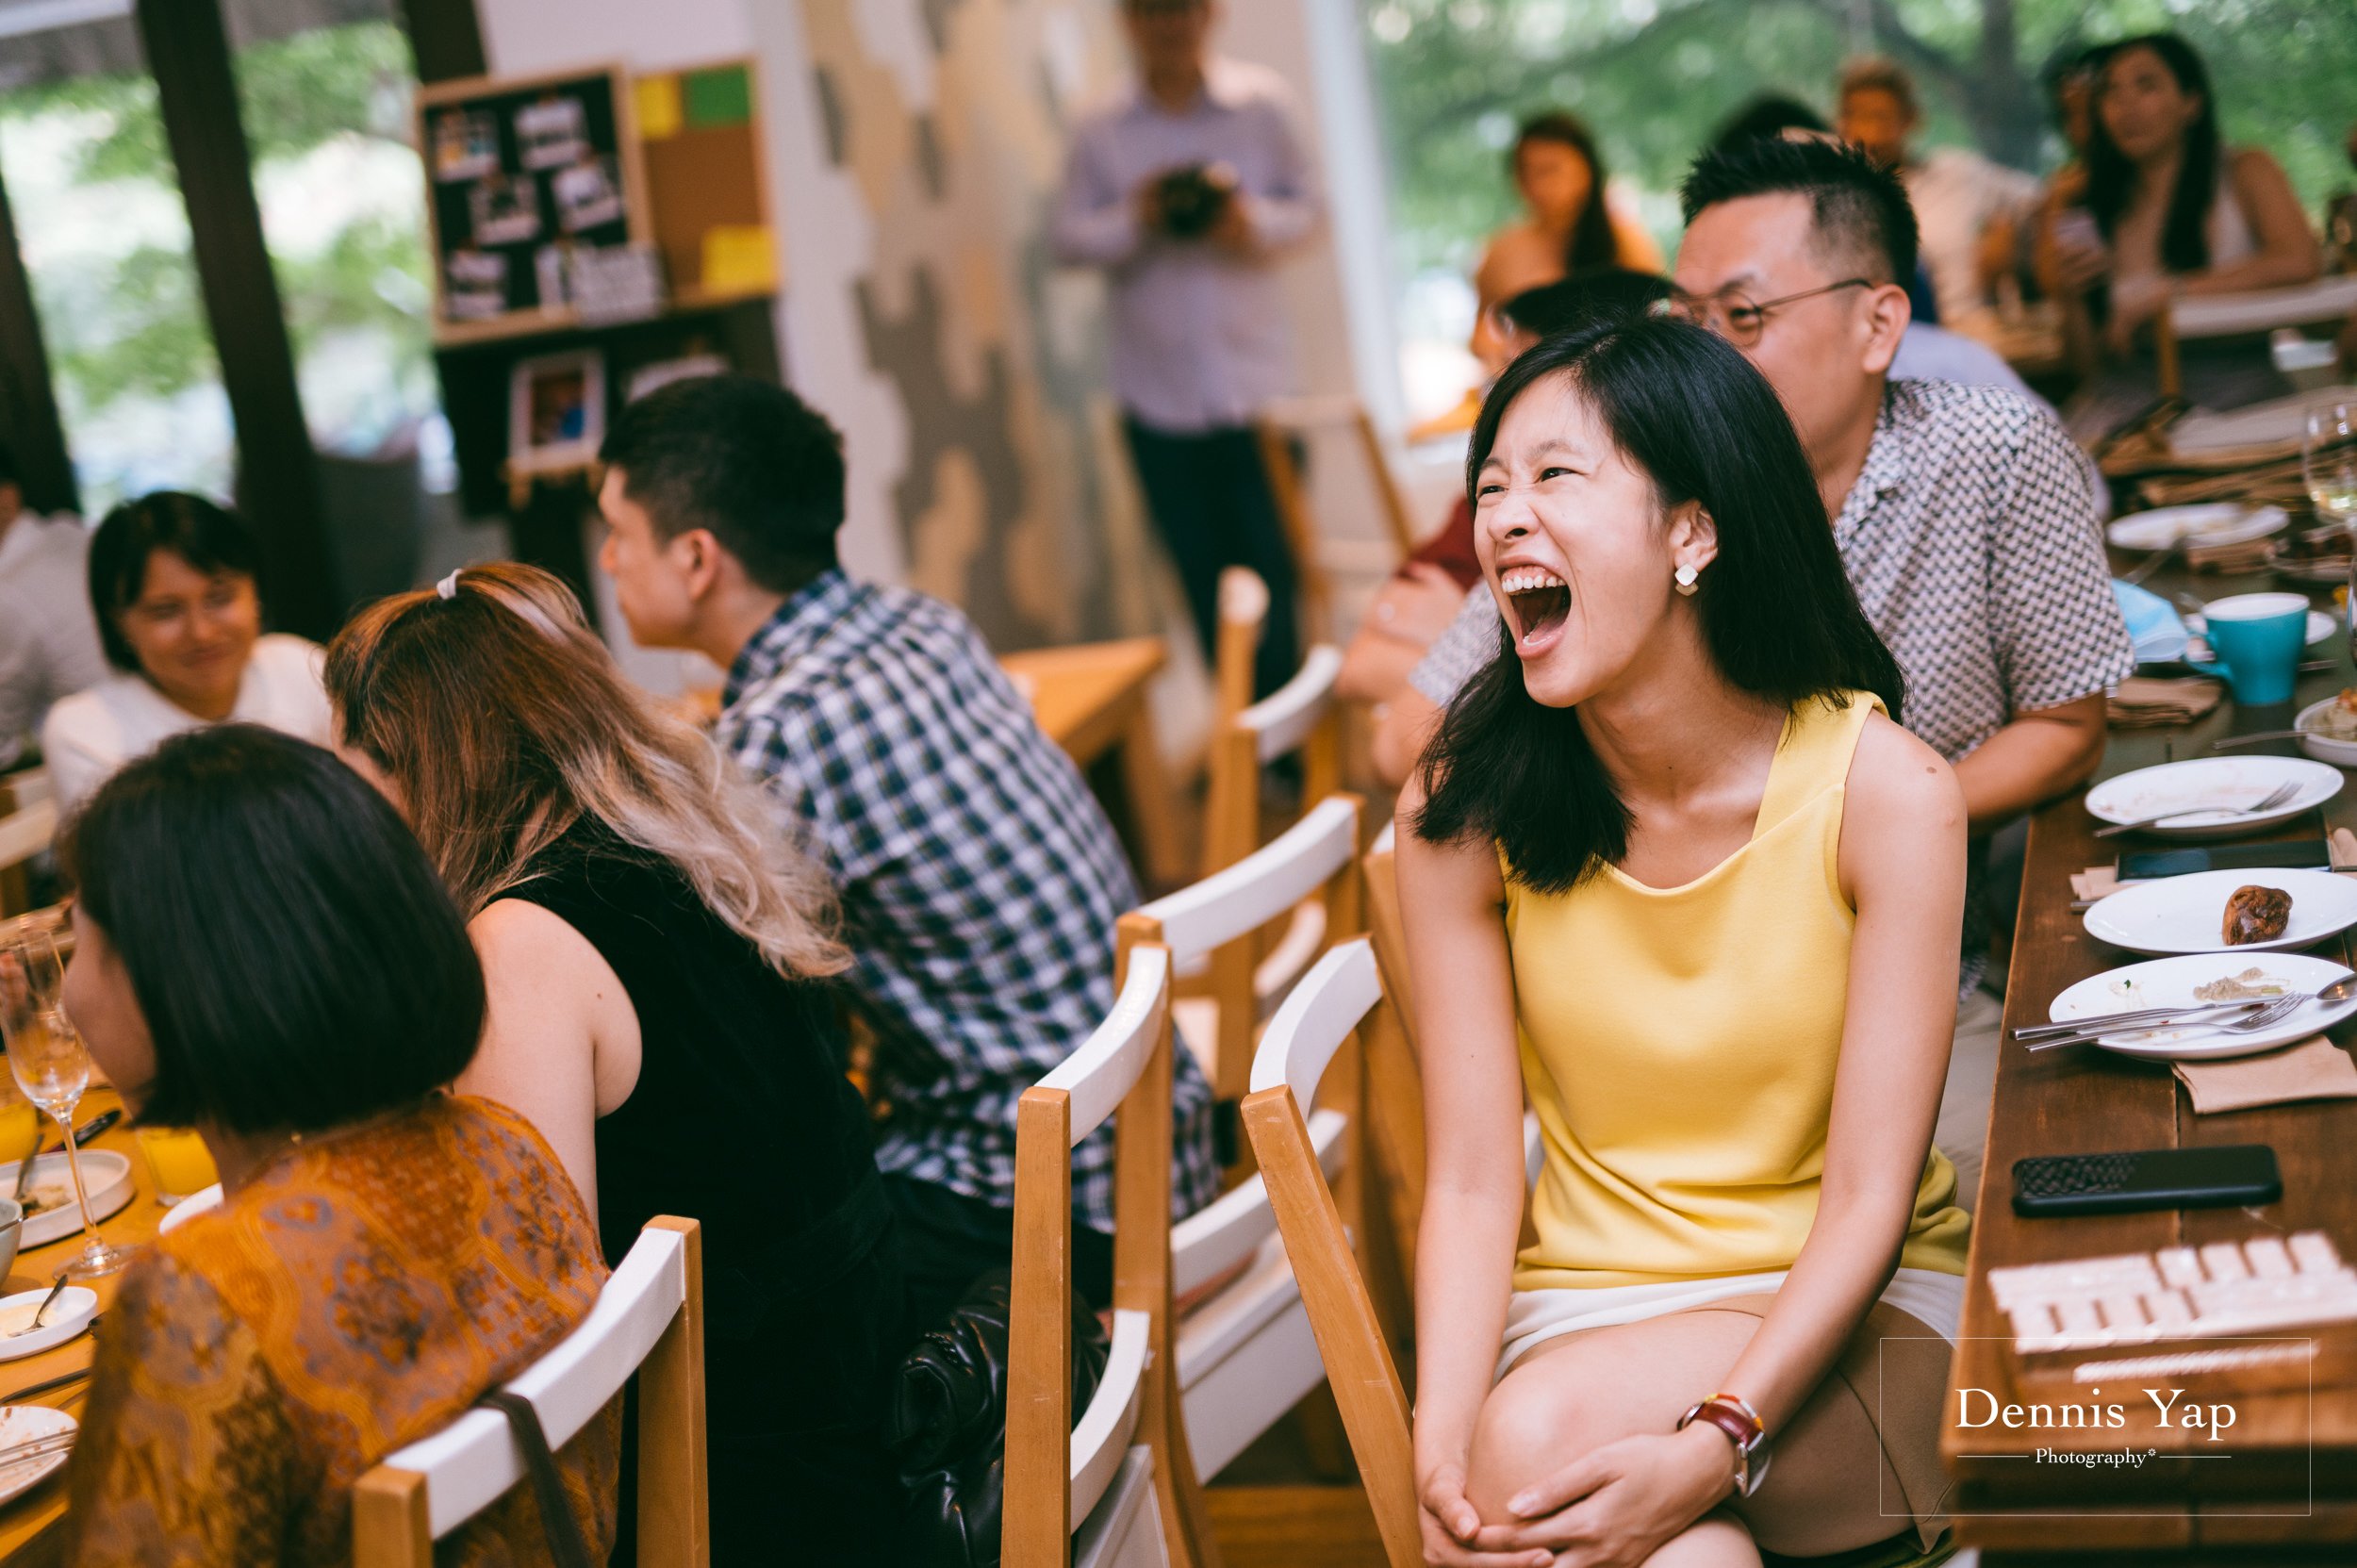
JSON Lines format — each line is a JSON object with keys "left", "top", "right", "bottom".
{"left": 684, "top": 66, "right": 751, "bottom": 129}
{"left": 635, "top": 74, "right": 683, "bottom": 140}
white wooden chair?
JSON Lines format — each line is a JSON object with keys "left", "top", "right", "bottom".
{"left": 1211, "top": 568, "right": 1267, "bottom": 741}
{"left": 0, "top": 770, "right": 57, "bottom": 919}
{"left": 1200, "top": 641, "right": 1343, "bottom": 879}
{"left": 1006, "top": 946, "right": 1217, "bottom": 1568}
{"left": 1121, "top": 796, "right": 1370, "bottom": 1479}
{"left": 353, "top": 1217, "right": 708, "bottom": 1568}
{"left": 1239, "top": 939, "right": 1421, "bottom": 1566}
{"left": 1255, "top": 394, "right": 1424, "bottom": 642}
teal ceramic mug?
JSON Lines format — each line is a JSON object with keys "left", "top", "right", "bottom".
{"left": 2200, "top": 592, "right": 2310, "bottom": 706}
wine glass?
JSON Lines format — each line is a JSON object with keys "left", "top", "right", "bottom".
{"left": 0, "top": 929, "right": 134, "bottom": 1279}
{"left": 2314, "top": 403, "right": 2357, "bottom": 665}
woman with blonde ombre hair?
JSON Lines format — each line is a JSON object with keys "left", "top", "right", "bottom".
{"left": 325, "top": 561, "right": 904, "bottom": 1562}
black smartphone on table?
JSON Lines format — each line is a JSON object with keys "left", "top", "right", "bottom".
{"left": 2012, "top": 1144, "right": 2282, "bottom": 1218}
{"left": 2118, "top": 841, "right": 2332, "bottom": 880}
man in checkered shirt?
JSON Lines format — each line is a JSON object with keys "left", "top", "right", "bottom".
{"left": 1382, "top": 140, "right": 2134, "bottom": 1209}
{"left": 594, "top": 376, "right": 1217, "bottom": 1332}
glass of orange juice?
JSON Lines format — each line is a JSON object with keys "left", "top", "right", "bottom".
{"left": 133, "top": 1126, "right": 218, "bottom": 1205}
{"left": 0, "top": 1078, "right": 37, "bottom": 1171}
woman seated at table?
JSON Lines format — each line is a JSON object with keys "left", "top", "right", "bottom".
{"left": 41, "top": 492, "right": 330, "bottom": 816}
{"left": 1469, "top": 112, "right": 1663, "bottom": 373}
{"left": 2040, "top": 33, "right": 2318, "bottom": 413}
{"left": 1398, "top": 317, "right": 1971, "bottom": 1568}
{"left": 324, "top": 563, "right": 899, "bottom": 1562}
{"left": 57, "top": 724, "right": 616, "bottom": 1565}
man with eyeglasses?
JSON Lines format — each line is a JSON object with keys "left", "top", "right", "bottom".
{"left": 1380, "top": 138, "right": 2132, "bottom": 1209}
{"left": 1052, "top": 0, "right": 1322, "bottom": 700}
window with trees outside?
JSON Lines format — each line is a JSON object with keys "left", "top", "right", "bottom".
{"left": 1362, "top": 0, "right": 2357, "bottom": 425}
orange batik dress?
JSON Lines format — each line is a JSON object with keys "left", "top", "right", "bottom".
{"left": 61, "top": 1097, "right": 619, "bottom": 1566}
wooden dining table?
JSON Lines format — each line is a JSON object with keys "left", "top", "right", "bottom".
{"left": 1946, "top": 553, "right": 2357, "bottom": 1562}
{"left": 0, "top": 1082, "right": 157, "bottom": 1565}
{"left": 998, "top": 635, "right": 1183, "bottom": 889}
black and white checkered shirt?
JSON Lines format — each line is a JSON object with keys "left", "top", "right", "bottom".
{"left": 1411, "top": 378, "right": 2135, "bottom": 992}
{"left": 718, "top": 570, "right": 1218, "bottom": 1231}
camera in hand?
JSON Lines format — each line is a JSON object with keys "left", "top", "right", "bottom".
{"left": 1155, "top": 162, "right": 1239, "bottom": 239}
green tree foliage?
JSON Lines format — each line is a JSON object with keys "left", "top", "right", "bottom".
{"left": 1365, "top": 0, "right": 2357, "bottom": 280}
{"left": 0, "top": 19, "right": 430, "bottom": 485}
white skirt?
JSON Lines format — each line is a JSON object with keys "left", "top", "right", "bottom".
{"left": 1497, "top": 1266, "right": 1966, "bottom": 1381}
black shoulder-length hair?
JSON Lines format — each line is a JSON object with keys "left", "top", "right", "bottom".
{"left": 86, "top": 491, "right": 264, "bottom": 672}
{"left": 2085, "top": 33, "right": 2218, "bottom": 274}
{"left": 1514, "top": 111, "right": 1619, "bottom": 273}
{"left": 59, "top": 724, "right": 486, "bottom": 1135}
{"left": 1411, "top": 317, "right": 1904, "bottom": 893}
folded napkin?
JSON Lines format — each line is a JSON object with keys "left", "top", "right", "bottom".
{"left": 2174, "top": 1035, "right": 2357, "bottom": 1114}
{"left": 2071, "top": 866, "right": 2123, "bottom": 902}
{"left": 2184, "top": 535, "right": 2280, "bottom": 573}
{"left": 2108, "top": 675, "right": 2224, "bottom": 729}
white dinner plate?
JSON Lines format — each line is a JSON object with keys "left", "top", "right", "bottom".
{"left": 2048, "top": 952, "right": 2357, "bottom": 1060}
{"left": 0, "top": 1406, "right": 74, "bottom": 1506}
{"left": 2296, "top": 696, "right": 2357, "bottom": 767}
{"left": 2083, "top": 757, "right": 2342, "bottom": 840}
{"left": 2108, "top": 503, "right": 2289, "bottom": 553}
{"left": 156, "top": 1182, "right": 223, "bottom": 1234}
{"left": 0, "top": 1152, "right": 132, "bottom": 1249}
{"left": 2083, "top": 868, "right": 2357, "bottom": 955}
{"left": 0, "top": 1286, "right": 96, "bottom": 1364}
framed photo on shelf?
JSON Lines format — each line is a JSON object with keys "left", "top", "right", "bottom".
{"left": 415, "top": 62, "right": 650, "bottom": 341}
{"left": 507, "top": 350, "right": 606, "bottom": 476}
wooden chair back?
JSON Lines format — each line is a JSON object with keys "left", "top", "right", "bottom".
{"left": 2154, "top": 276, "right": 2357, "bottom": 400}
{"left": 1239, "top": 939, "right": 1421, "bottom": 1568}
{"left": 1134, "top": 794, "right": 1362, "bottom": 1181}
{"left": 353, "top": 1217, "right": 708, "bottom": 1568}
{"left": 1255, "top": 396, "right": 1422, "bottom": 642}
{"left": 1211, "top": 568, "right": 1267, "bottom": 736}
{"left": 0, "top": 770, "right": 57, "bottom": 919}
{"left": 1355, "top": 823, "right": 1426, "bottom": 1285}
{"left": 1007, "top": 946, "right": 1218, "bottom": 1568}
{"left": 1199, "top": 643, "right": 1343, "bottom": 879}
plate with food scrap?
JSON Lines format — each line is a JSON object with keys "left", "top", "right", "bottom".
{"left": 2084, "top": 868, "right": 2357, "bottom": 955}
{"left": 2046, "top": 952, "right": 2357, "bottom": 1059}
{"left": 2084, "top": 757, "right": 2342, "bottom": 840}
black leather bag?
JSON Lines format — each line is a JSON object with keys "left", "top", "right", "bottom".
{"left": 886, "top": 1268, "right": 1112, "bottom": 1568}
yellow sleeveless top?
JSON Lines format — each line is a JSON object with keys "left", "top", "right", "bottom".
{"left": 1506, "top": 692, "right": 1970, "bottom": 1293}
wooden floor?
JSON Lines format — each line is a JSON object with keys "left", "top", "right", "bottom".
{"left": 1205, "top": 1485, "right": 1387, "bottom": 1568}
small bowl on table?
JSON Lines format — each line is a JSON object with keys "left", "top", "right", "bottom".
{"left": 2298, "top": 696, "right": 2357, "bottom": 767}
{"left": 0, "top": 1199, "right": 23, "bottom": 1285}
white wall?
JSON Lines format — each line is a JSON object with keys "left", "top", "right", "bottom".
{"left": 477, "top": 0, "right": 749, "bottom": 76}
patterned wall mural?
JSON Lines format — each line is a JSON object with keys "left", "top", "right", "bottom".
{"left": 797, "top": 0, "right": 1167, "bottom": 652}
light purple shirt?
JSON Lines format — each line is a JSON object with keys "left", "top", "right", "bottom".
{"left": 1052, "top": 58, "right": 1321, "bottom": 433}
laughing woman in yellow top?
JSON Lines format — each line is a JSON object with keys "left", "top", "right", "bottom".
{"left": 1398, "top": 316, "right": 1970, "bottom": 1568}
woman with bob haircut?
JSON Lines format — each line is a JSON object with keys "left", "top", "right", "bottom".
{"left": 55, "top": 724, "right": 617, "bottom": 1565}
{"left": 1398, "top": 317, "right": 1971, "bottom": 1568}
{"left": 41, "top": 492, "right": 330, "bottom": 815}
{"left": 324, "top": 561, "right": 899, "bottom": 1562}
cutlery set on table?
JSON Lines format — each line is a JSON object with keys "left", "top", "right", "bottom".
{"left": 2030, "top": 755, "right": 2357, "bottom": 1060}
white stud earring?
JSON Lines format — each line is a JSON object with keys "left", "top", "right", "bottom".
{"left": 1673, "top": 564, "right": 1699, "bottom": 596}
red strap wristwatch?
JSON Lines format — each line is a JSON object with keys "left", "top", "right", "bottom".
{"left": 1676, "top": 1392, "right": 1767, "bottom": 1497}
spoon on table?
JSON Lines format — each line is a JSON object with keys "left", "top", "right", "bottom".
{"left": 6, "top": 1275, "right": 69, "bottom": 1339}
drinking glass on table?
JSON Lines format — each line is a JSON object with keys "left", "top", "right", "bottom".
{"left": 0, "top": 929, "right": 134, "bottom": 1279}
{"left": 2304, "top": 401, "right": 2357, "bottom": 663}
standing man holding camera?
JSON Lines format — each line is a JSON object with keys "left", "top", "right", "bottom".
{"left": 1053, "top": 0, "right": 1322, "bottom": 699}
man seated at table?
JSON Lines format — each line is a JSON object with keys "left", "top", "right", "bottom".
{"left": 594, "top": 375, "right": 1219, "bottom": 1332}
{"left": 1379, "top": 139, "right": 2135, "bottom": 1207}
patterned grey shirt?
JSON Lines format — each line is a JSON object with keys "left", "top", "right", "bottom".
{"left": 1408, "top": 378, "right": 2135, "bottom": 992}
{"left": 718, "top": 570, "right": 1218, "bottom": 1232}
